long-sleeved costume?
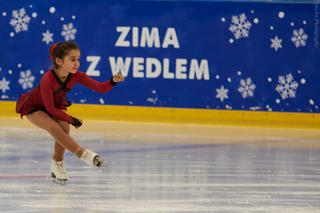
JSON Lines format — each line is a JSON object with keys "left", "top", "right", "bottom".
{"left": 16, "top": 69, "right": 117, "bottom": 123}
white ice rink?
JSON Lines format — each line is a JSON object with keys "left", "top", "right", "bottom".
{"left": 0, "top": 118, "right": 320, "bottom": 212}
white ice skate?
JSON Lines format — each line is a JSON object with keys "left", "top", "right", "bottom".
{"left": 80, "top": 149, "right": 103, "bottom": 167}
{"left": 51, "top": 160, "right": 68, "bottom": 184}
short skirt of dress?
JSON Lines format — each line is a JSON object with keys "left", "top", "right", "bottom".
{"left": 16, "top": 93, "right": 70, "bottom": 118}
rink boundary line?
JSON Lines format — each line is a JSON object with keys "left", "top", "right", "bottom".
{"left": 1, "top": 101, "right": 320, "bottom": 129}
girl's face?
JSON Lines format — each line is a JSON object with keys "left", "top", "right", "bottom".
{"left": 56, "top": 49, "right": 80, "bottom": 74}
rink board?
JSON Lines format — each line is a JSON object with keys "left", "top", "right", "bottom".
{"left": 0, "top": 101, "right": 319, "bottom": 129}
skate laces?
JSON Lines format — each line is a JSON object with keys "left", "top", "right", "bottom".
{"left": 54, "top": 161, "right": 67, "bottom": 174}
{"left": 81, "top": 150, "right": 90, "bottom": 161}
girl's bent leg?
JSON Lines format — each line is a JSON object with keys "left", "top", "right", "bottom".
{"left": 27, "top": 111, "right": 84, "bottom": 158}
{"left": 52, "top": 109, "right": 71, "bottom": 161}
{"left": 53, "top": 142, "right": 65, "bottom": 161}
{"left": 53, "top": 119, "right": 70, "bottom": 161}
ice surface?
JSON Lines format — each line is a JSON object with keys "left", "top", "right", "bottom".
{"left": 0, "top": 122, "right": 320, "bottom": 213}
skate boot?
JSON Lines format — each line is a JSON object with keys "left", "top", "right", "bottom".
{"left": 51, "top": 160, "right": 68, "bottom": 184}
{"left": 80, "top": 149, "right": 103, "bottom": 167}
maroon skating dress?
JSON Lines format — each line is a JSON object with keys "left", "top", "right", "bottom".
{"left": 16, "top": 69, "right": 117, "bottom": 123}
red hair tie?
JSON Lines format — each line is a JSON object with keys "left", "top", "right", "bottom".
{"left": 49, "top": 43, "right": 57, "bottom": 60}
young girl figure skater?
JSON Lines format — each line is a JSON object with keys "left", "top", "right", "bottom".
{"left": 16, "top": 41, "right": 124, "bottom": 183}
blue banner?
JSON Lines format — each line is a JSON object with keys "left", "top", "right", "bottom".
{"left": 0, "top": 0, "right": 319, "bottom": 113}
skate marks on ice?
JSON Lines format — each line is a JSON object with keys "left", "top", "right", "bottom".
{"left": 0, "top": 126, "right": 320, "bottom": 212}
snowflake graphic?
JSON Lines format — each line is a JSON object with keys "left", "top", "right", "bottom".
{"left": 61, "top": 23, "right": 77, "bottom": 41}
{"left": 216, "top": 85, "right": 229, "bottom": 102}
{"left": 10, "top": 8, "right": 31, "bottom": 33}
{"left": 18, "top": 70, "right": 35, "bottom": 90}
{"left": 0, "top": 77, "right": 10, "bottom": 93}
{"left": 238, "top": 77, "right": 256, "bottom": 98}
{"left": 0, "top": 78, "right": 10, "bottom": 93}
{"left": 229, "top": 13, "right": 252, "bottom": 40}
{"left": 99, "top": 98, "right": 105, "bottom": 104}
{"left": 291, "top": 28, "right": 308, "bottom": 47}
{"left": 270, "top": 36, "right": 283, "bottom": 51}
{"left": 275, "top": 73, "right": 299, "bottom": 100}
{"left": 42, "top": 30, "right": 54, "bottom": 45}
{"left": 147, "top": 90, "right": 158, "bottom": 104}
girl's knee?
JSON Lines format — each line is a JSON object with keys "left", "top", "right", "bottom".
{"left": 46, "top": 123, "right": 63, "bottom": 134}
{"left": 58, "top": 121, "right": 70, "bottom": 134}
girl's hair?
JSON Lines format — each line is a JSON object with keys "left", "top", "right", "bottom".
{"left": 49, "top": 41, "right": 80, "bottom": 69}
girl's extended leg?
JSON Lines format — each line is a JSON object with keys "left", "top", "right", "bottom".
{"left": 27, "top": 110, "right": 84, "bottom": 158}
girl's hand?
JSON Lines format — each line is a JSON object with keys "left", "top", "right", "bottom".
{"left": 112, "top": 72, "right": 124, "bottom": 83}
{"left": 71, "top": 117, "right": 83, "bottom": 128}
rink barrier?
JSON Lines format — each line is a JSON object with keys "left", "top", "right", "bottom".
{"left": 0, "top": 101, "right": 319, "bottom": 129}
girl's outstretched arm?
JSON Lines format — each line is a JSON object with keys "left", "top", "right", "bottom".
{"left": 78, "top": 72, "right": 124, "bottom": 93}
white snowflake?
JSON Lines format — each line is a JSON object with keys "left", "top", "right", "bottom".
{"left": 61, "top": 23, "right": 77, "bottom": 41}
{"left": 216, "top": 85, "right": 229, "bottom": 102}
{"left": 238, "top": 77, "right": 256, "bottom": 98}
{"left": 18, "top": 70, "right": 35, "bottom": 90}
{"left": 291, "top": 28, "right": 308, "bottom": 47}
{"left": 0, "top": 77, "right": 10, "bottom": 93}
{"left": 10, "top": 8, "right": 31, "bottom": 33}
{"left": 42, "top": 30, "right": 54, "bottom": 45}
{"left": 147, "top": 90, "right": 158, "bottom": 104}
{"left": 270, "top": 36, "right": 283, "bottom": 51}
{"left": 229, "top": 13, "right": 252, "bottom": 40}
{"left": 275, "top": 73, "right": 299, "bottom": 100}
{"left": 147, "top": 97, "right": 158, "bottom": 104}
{"left": 99, "top": 98, "right": 105, "bottom": 104}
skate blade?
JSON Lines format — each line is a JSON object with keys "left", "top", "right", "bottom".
{"left": 93, "top": 155, "right": 104, "bottom": 167}
{"left": 51, "top": 172, "right": 68, "bottom": 185}
{"left": 52, "top": 179, "right": 67, "bottom": 185}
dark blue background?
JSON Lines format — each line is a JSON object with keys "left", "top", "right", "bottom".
{"left": 0, "top": 0, "right": 319, "bottom": 113}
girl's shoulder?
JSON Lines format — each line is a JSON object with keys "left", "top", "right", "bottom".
{"left": 41, "top": 69, "right": 55, "bottom": 81}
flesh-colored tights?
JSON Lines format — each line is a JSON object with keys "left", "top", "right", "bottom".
{"left": 27, "top": 110, "right": 84, "bottom": 161}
